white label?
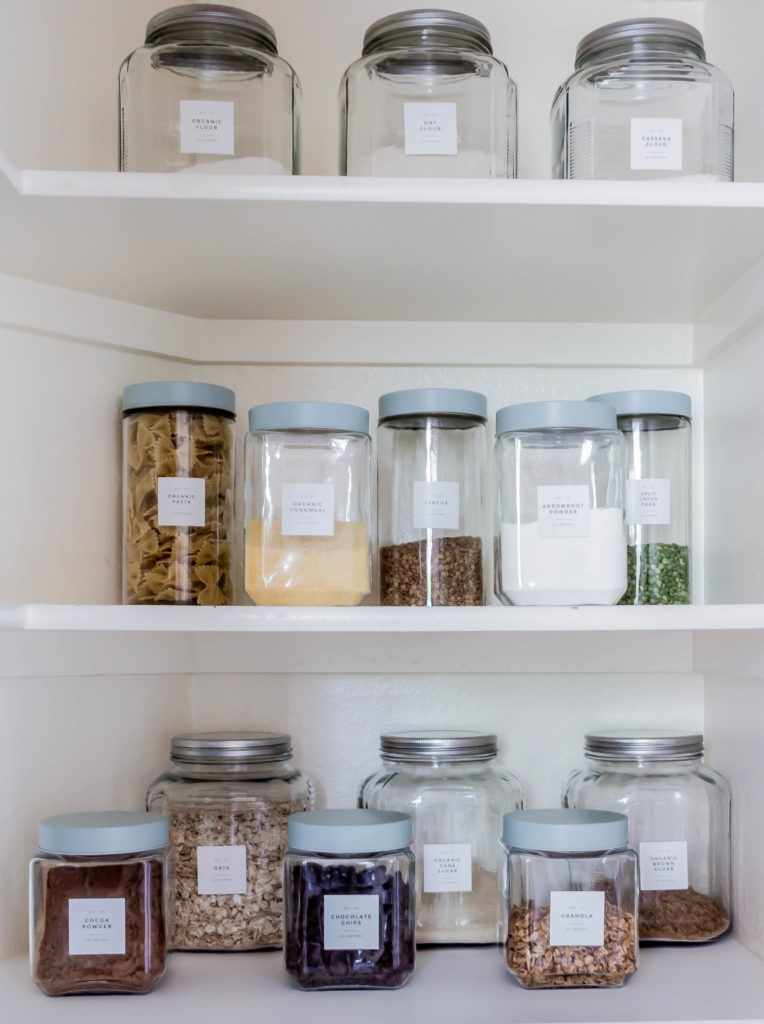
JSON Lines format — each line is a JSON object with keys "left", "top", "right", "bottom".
{"left": 323, "top": 894, "right": 380, "bottom": 950}
{"left": 537, "top": 484, "right": 591, "bottom": 538}
{"left": 404, "top": 103, "right": 458, "bottom": 155}
{"left": 549, "top": 890, "right": 605, "bottom": 947}
{"left": 68, "top": 898, "right": 126, "bottom": 956}
{"left": 180, "top": 100, "right": 235, "bottom": 155}
{"left": 196, "top": 845, "right": 247, "bottom": 895}
{"left": 639, "top": 840, "right": 689, "bottom": 891}
{"left": 281, "top": 483, "right": 335, "bottom": 537}
{"left": 626, "top": 478, "right": 671, "bottom": 526}
{"left": 630, "top": 117, "right": 683, "bottom": 171}
{"left": 422, "top": 843, "right": 473, "bottom": 893}
{"left": 157, "top": 476, "right": 206, "bottom": 527}
{"left": 413, "top": 480, "right": 460, "bottom": 530}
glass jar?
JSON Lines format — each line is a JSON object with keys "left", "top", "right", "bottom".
{"left": 551, "top": 18, "right": 733, "bottom": 181}
{"left": 245, "top": 402, "right": 372, "bottom": 606}
{"left": 589, "top": 391, "right": 691, "bottom": 605}
{"left": 360, "top": 730, "right": 523, "bottom": 944}
{"left": 502, "top": 810, "right": 638, "bottom": 989}
{"left": 146, "top": 731, "right": 314, "bottom": 951}
{"left": 378, "top": 388, "right": 488, "bottom": 606}
{"left": 284, "top": 809, "right": 415, "bottom": 989}
{"left": 495, "top": 401, "right": 626, "bottom": 606}
{"left": 122, "top": 381, "right": 235, "bottom": 606}
{"left": 30, "top": 812, "right": 169, "bottom": 996}
{"left": 120, "top": 4, "right": 300, "bottom": 173}
{"left": 341, "top": 9, "right": 516, "bottom": 178}
{"left": 563, "top": 730, "right": 731, "bottom": 943}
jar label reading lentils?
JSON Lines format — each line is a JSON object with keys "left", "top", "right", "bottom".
{"left": 630, "top": 118, "right": 683, "bottom": 171}
{"left": 626, "top": 479, "right": 670, "bottom": 526}
{"left": 639, "top": 841, "right": 689, "bottom": 891}
{"left": 180, "top": 100, "right": 235, "bottom": 155}
{"left": 413, "top": 480, "right": 460, "bottom": 529}
{"left": 537, "top": 484, "right": 590, "bottom": 537}
{"left": 323, "top": 895, "right": 380, "bottom": 950}
{"left": 281, "top": 483, "right": 335, "bottom": 536}
{"left": 196, "top": 845, "right": 247, "bottom": 896}
{"left": 68, "top": 898, "right": 126, "bottom": 956}
{"left": 404, "top": 103, "right": 458, "bottom": 156}
{"left": 549, "top": 891, "right": 605, "bottom": 946}
{"left": 423, "top": 843, "right": 472, "bottom": 893}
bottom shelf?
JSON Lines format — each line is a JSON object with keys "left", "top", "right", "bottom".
{"left": 5, "top": 941, "right": 764, "bottom": 1023}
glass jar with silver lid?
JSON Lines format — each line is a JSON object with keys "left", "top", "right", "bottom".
{"left": 146, "top": 731, "right": 314, "bottom": 951}
{"left": 360, "top": 730, "right": 523, "bottom": 944}
{"left": 563, "top": 729, "right": 731, "bottom": 943}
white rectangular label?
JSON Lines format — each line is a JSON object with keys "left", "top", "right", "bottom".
{"left": 549, "top": 890, "right": 605, "bottom": 947}
{"left": 639, "top": 840, "right": 689, "bottom": 891}
{"left": 323, "top": 894, "right": 380, "bottom": 950}
{"left": 404, "top": 102, "right": 458, "bottom": 155}
{"left": 537, "top": 484, "right": 591, "bottom": 538}
{"left": 413, "top": 480, "right": 460, "bottom": 530}
{"left": 196, "top": 845, "right": 247, "bottom": 895}
{"left": 68, "top": 898, "right": 126, "bottom": 956}
{"left": 180, "top": 100, "right": 235, "bottom": 155}
{"left": 423, "top": 843, "right": 472, "bottom": 893}
{"left": 626, "top": 478, "right": 671, "bottom": 526}
{"left": 157, "top": 476, "right": 206, "bottom": 527}
{"left": 630, "top": 117, "right": 683, "bottom": 171}
{"left": 281, "top": 483, "right": 335, "bottom": 536}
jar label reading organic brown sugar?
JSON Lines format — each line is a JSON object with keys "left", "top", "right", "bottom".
{"left": 548, "top": 891, "right": 604, "bottom": 947}
{"left": 180, "top": 100, "right": 235, "bottom": 156}
{"left": 639, "top": 841, "right": 689, "bottom": 891}
{"left": 413, "top": 481, "right": 460, "bottom": 530}
{"left": 196, "top": 845, "right": 247, "bottom": 896}
{"left": 68, "top": 898, "right": 126, "bottom": 956}
{"left": 157, "top": 476, "right": 206, "bottom": 527}
{"left": 281, "top": 484, "right": 335, "bottom": 537}
{"left": 404, "top": 103, "right": 458, "bottom": 156}
{"left": 422, "top": 843, "right": 472, "bottom": 893}
{"left": 323, "top": 895, "right": 380, "bottom": 950}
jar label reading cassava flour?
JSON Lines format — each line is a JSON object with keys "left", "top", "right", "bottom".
{"left": 548, "top": 890, "right": 605, "bottom": 947}
{"left": 323, "top": 894, "right": 380, "bottom": 950}
{"left": 536, "top": 484, "right": 591, "bottom": 538}
{"left": 281, "top": 483, "right": 335, "bottom": 537}
{"left": 404, "top": 103, "right": 458, "bottom": 155}
{"left": 180, "top": 100, "right": 235, "bottom": 155}
{"left": 68, "top": 898, "right": 126, "bottom": 956}
{"left": 626, "top": 478, "right": 671, "bottom": 525}
{"left": 630, "top": 118, "right": 683, "bottom": 171}
{"left": 413, "top": 480, "right": 460, "bottom": 530}
{"left": 157, "top": 476, "right": 206, "bottom": 527}
{"left": 196, "top": 845, "right": 247, "bottom": 895}
{"left": 422, "top": 843, "right": 473, "bottom": 893}
{"left": 639, "top": 841, "right": 689, "bottom": 891}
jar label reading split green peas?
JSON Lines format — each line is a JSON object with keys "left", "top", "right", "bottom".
{"left": 621, "top": 543, "right": 689, "bottom": 605}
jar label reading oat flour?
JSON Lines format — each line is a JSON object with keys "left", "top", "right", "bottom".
{"left": 404, "top": 103, "right": 458, "bottom": 156}
{"left": 626, "top": 478, "right": 671, "bottom": 525}
{"left": 537, "top": 485, "right": 591, "bottom": 538}
{"left": 413, "top": 481, "right": 460, "bottom": 530}
{"left": 281, "top": 483, "right": 335, "bottom": 537}
{"left": 422, "top": 843, "right": 473, "bottom": 893}
{"left": 180, "top": 100, "right": 235, "bottom": 155}
{"left": 157, "top": 476, "right": 206, "bottom": 527}
{"left": 196, "top": 845, "right": 247, "bottom": 896}
{"left": 630, "top": 118, "right": 683, "bottom": 171}
{"left": 549, "top": 891, "right": 605, "bottom": 947}
{"left": 639, "top": 841, "right": 689, "bottom": 891}
{"left": 323, "top": 894, "right": 380, "bottom": 950}
{"left": 68, "top": 898, "right": 126, "bottom": 956}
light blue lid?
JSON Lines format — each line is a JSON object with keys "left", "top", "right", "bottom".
{"left": 288, "top": 809, "right": 412, "bottom": 855}
{"left": 588, "top": 390, "right": 692, "bottom": 419}
{"left": 39, "top": 812, "right": 170, "bottom": 856}
{"left": 248, "top": 401, "right": 369, "bottom": 435}
{"left": 502, "top": 809, "right": 628, "bottom": 853}
{"left": 379, "top": 388, "right": 487, "bottom": 422}
{"left": 496, "top": 400, "right": 617, "bottom": 436}
{"left": 123, "top": 381, "right": 235, "bottom": 416}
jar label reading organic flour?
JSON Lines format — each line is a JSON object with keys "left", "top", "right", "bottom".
{"left": 413, "top": 481, "right": 460, "bottom": 530}
{"left": 323, "top": 894, "right": 380, "bottom": 950}
{"left": 180, "top": 100, "right": 235, "bottom": 155}
{"left": 422, "top": 843, "right": 473, "bottom": 893}
{"left": 281, "top": 483, "right": 335, "bottom": 536}
{"left": 639, "top": 841, "right": 689, "bottom": 891}
{"left": 404, "top": 103, "right": 458, "bottom": 155}
{"left": 630, "top": 118, "right": 683, "bottom": 171}
{"left": 626, "top": 478, "right": 671, "bottom": 525}
{"left": 549, "top": 890, "right": 605, "bottom": 947}
{"left": 157, "top": 476, "right": 206, "bottom": 527}
{"left": 196, "top": 845, "right": 247, "bottom": 896}
{"left": 68, "top": 898, "right": 126, "bottom": 956}
{"left": 536, "top": 484, "right": 591, "bottom": 538}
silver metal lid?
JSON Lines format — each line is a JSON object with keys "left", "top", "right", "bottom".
{"left": 575, "top": 18, "right": 705, "bottom": 70}
{"left": 170, "top": 731, "right": 292, "bottom": 764}
{"left": 145, "top": 4, "right": 278, "bottom": 54}
{"left": 585, "top": 729, "right": 703, "bottom": 761}
{"left": 381, "top": 729, "right": 498, "bottom": 762}
{"left": 362, "top": 9, "right": 493, "bottom": 57}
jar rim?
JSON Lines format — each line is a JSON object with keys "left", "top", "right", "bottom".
{"left": 380, "top": 729, "right": 498, "bottom": 761}
{"left": 170, "top": 730, "right": 293, "bottom": 764}
{"left": 575, "top": 18, "right": 706, "bottom": 71}
{"left": 145, "top": 4, "right": 278, "bottom": 55}
{"left": 584, "top": 729, "right": 703, "bottom": 760}
{"left": 362, "top": 9, "right": 493, "bottom": 57}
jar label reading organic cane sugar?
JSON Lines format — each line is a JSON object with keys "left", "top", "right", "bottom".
{"left": 639, "top": 841, "right": 689, "bottom": 891}
{"left": 404, "top": 103, "right": 458, "bottom": 156}
{"left": 630, "top": 118, "right": 683, "bottom": 171}
{"left": 413, "top": 481, "right": 460, "bottom": 530}
{"left": 536, "top": 485, "right": 591, "bottom": 538}
{"left": 68, "top": 898, "right": 126, "bottom": 956}
{"left": 281, "top": 483, "right": 335, "bottom": 537}
{"left": 422, "top": 843, "right": 473, "bottom": 893}
{"left": 180, "top": 100, "right": 235, "bottom": 155}
{"left": 157, "top": 476, "right": 206, "bottom": 527}
{"left": 323, "top": 895, "right": 380, "bottom": 950}
{"left": 626, "top": 478, "right": 671, "bottom": 525}
{"left": 196, "top": 845, "right": 247, "bottom": 896}
{"left": 548, "top": 890, "right": 605, "bottom": 947}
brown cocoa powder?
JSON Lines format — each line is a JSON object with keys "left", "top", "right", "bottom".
{"left": 639, "top": 887, "right": 729, "bottom": 941}
{"left": 380, "top": 536, "right": 483, "bottom": 606}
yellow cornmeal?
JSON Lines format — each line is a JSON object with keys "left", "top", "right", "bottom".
{"left": 245, "top": 519, "right": 370, "bottom": 606}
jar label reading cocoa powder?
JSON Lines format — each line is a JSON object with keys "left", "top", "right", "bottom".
{"left": 537, "top": 485, "right": 591, "bottom": 538}
{"left": 323, "top": 895, "right": 380, "bottom": 950}
{"left": 548, "top": 891, "right": 605, "bottom": 947}
{"left": 413, "top": 480, "right": 460, "bottom": 530}
{"left": 68, "top": 898, "right": 126, "bottom": 956}
{"left": 157, "top": 476, "right": 206, "bottom": 527}
{"left": 196, "top": 845, "right": 247, "bottom": 896}
{"left": 422, "top": 843, "right": 472, "bottom": 893}
{"left": 281, "top": 483, "right": 335, "bottom": 537}
{"left": 639, "top": 840, "right": 689, "bottom": 891}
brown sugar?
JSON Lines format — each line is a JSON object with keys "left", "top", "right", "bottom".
{"left": 639, "top": 887, "right": 730, "bottom": 941}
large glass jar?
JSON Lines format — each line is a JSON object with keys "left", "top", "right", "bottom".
{"left": 30, "top": 812, "right": 169, "bottom": 996}
{"left": 146, "top": 731, "right": 314, "bottom": 951}
{"left": 502, "top": 810, "right": 638, "bottom": 989}
{"left": 284, "top": 809, "right": 415, "bottom": 990}
{"left": 360, "top": 730, "right": 523, "bottom": 944}
{"left": 120, "top": 4, "right": 300, "bottom": 173}
{"left": 245, "top": 402, "right": 372, "bottom": 606}
{"left": 589, "top": 390, "right": 691, "bottom": 605}
{"left": 341, "top": 9, "right": 516, "bottom": 177}
{"left": 495, "top": 401, "right": 626, "bottom": 606}
{"left": 378, "top": 388, "right": 488, "bottom": 606}
{"left": 122, "top": 381, "right": 234, "bottom": 606}
{"left": 551, "top": 18, "right": 733, "bottom": 181}
{"left": 563, "top": 730, "right": 731, "bottom": 943}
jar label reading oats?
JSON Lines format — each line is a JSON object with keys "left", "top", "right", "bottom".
{"left": 281, "top": 483, "right": 335, "bottom": 536}
{"left": 404, "top": 103, "right": 458, "bottom": 155}
{"left": 630, "top": 117, "right": 683, "bottom": 171}
{"left": 413, "top": 481, "right": 460, "bottom": 530}
{"left": 157, "top": 476, "right": 206, "bottom": 527}
{"left": 323, "top": 894, "right": 380, "bottom": 950}
{"left": 549, "top": 891, "right": 605, "bottom": 947}
{"left": 68, "top": 898, "right": 126, "bottom": 956}
{"left": 422, "top": 843, "right": 473, "bottom": 893}
{"left": 537, "top": 485, "right": 591, "bottom": 538}
{"left": 626, "top": 478, "right": 671, "bottom": 525}
{"left": 639, "top": 841, "right": 689, "bottom": 891}
{"left": 196, "top": 845, "right": 247, "bottom": 896}
{"left": 180, "top": 100, "right": 235, "bottom": 155}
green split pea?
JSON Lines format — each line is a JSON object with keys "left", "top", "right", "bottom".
{"left": 621, "top": 543, "right": 690, "bottom": 605}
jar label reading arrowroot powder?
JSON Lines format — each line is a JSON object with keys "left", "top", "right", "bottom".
{"left": 548, "top": 890, "right": 605, "bottom": 947}
{"left": 639, "top": 841, "right": 689, "bottom": 891}
{"left": 323, "top": 895, "right": 380, "bottom": 950}
{"left": 413, "top": 480, "right": 460, "bottom": 530}
{"left": 68, "top": 898, "right": 126, "bottom": 956}
{"left": 626, "top": 478, "right": 671, "bottom": 526}
{"left": 423, "top": 843, "right": 473, "bottom": 893}
{"left": 537, "top": 484, "right": 591, "bottom": 538}
{"left": 281, "top": 483, "right": 335, "bottom": 537}
{"left": 196, "top": 845, "right": 247, "bottom": 896}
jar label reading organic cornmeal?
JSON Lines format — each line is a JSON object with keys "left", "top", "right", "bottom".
{"left": 639, "top": 841, "right": 689, "bottom": 891}
{"left": 68, "top": 898, "right": 126, "bottom": 956}
{"left": 548, "top": 891, "right": 604, "bottom": 947}
{"left": 196, "top": 845, "right": 247, "bottom": 896}
{"left": 323, "top": 895, "right": 380, "bottom": 950}
{"left": 403, "top": 103, "right": 458, "bottom": 156}
{"left": 626, "top": 478, "right": 671, "bottom": 526}
{"left": 422, "top": 843, "right": 473, "bottom": 893}
{"left": 180, "top": 100, "right": 235, "bottom": 155}
{"left": 281, "top": 483, "right": 335, "bottom": 537}
{"left": 157, "top": 476, "right": 206, "bottom": 528}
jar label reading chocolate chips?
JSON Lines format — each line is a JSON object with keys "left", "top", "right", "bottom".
{"left": 413, "top": 481, "right": 460, "bottom": 530}
{"left": 626, "top": 478, "right": 671, "bottom": 526}
{"left": 639, "top": 840, "right": 689, "bottom": 891}
{"left": 537, "top": 485, "right": 591, "bottom": 538}
{"left": 180, "top": 100, "right": 235, "bottom": 155}
{"left": 323, "top": 895, "right": 380, "bottom": 950}
{"left": 157, "top": 476, "right": 206, "bottom": 528}
{"left": 281, "top": 483, "right": 335, "bottom": 537}
{"left": 196, "top": 845, "right": 247, "bottom": 896}
{"left": 422, "top": 843, "right": 472, "bottom": 893}
{"left": 548, "top": 891, "right": 605, "bottom": 947}
{"left": 630, "top": 117, "right": 683, "bottom": 171}
{"left": 404, "top": 103, "right": 458, "bottom": 156}
{"left": 68, "top": 898, "right": 126, "bottom": 956}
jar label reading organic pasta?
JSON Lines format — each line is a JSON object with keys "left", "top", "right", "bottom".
{"left": 626, "top": 478, "right": 671, "bottom": 525}
{"left": 404, "top": 103, "right": 458, "bottom": 155}
{"left": 157, "top": 476, "right": 206, "bottom": 527}
{"left": 323, "top": 894, "right": 380, "bottom": 950}
{"left": 196, "top": 845, "right": 247, "bottom": 896}
{"left": 413, "top": 481, "right": 460, "bottom": 530}
{"left": 422, "top": 843, "right": 473, "bottom": 893}
{"left": 639, "top": 841, "right": 689, "bottom": 891}
{"left": 281, "top": 483, "right": 335, "bottom": 536}
{"left": 68, "top": 898, "right": 126, "bottom": 956}
{"left": 549, "top": 890, "right": 605, "bottom": 947}
{"left": 630, "top": 118, "right": 683, "bottom": 171}
{"left": 180, "top": 100, "right": 235, "bottom": 155}
{"left": 536, "top": 485, "right": 591, "bottom": 538}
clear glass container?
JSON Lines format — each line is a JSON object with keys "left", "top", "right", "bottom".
{"left": 122, "top": 381, "right": 235, "bottom": 606}
{"left": 502, "top": 810, "right": 638, "bottom": 989}
{"left": 378, "top": 388, "right": 488, "bottom": 606}
{"left": 120, "top": 4, "right": 300, "bottom": 173}
{"left": 589, "top": 391, "right": 691, "bottom": 605}
{"left": 551, "top": 18, "right": 734, "bottom": 181}
{"left": 30, "top": 812, "right": 169, "bottom": 996}
{"left": 341, "top": 9, "right": 516, "bottom": 177}
{"left": 284, "top": 809, "right": 416, "bottom": 989}
{"left": 245, "top": 402, "right": 372, "bottom": 606}
{"left": 360, "top": 730, "right": 523, "bottom": 944}
{"left": 563, "top": 730, "right": 731, "bottom": 943}
{"left": 495, "top": 401, "right": 626, "bottom": 606}
{"left": 146, "top": 731, "right": 314, "bottom": 951}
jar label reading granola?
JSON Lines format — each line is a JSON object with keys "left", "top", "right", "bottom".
{"left": 630, "top": 117, "right": 683, "bottom": 171}
{"left": 323, "top": 895, "right": 380, "bottom": 950}
{"left": 537, "top": 485, "right": 591, "bottom": 538}
{"left": 180, "top": 100, "right": 235, "bottom": 155}
{"left": 196, "top": 845, "right": 247, "bottom": 896}
{"left": 413, "top": 481, "right": 460, "bottom": 530}
{"left": 548, "top": 890, "right": 605, "bottom": 947}
{"left": 68, "top": 898, "right": 126, "bottom": 956}
{"left": 157, "top": 476, "right": 206, "bottom": 527}
{"left": 626, "top": 478, "right": 671, "bottom": 525}
{"left": 404, "top": 103, "right": 458, "bottom": 156}
{"left": 639, "top": 840, "right": 689, "bottom": 891}
{"left": 281, "top": 483, "right": 335, "bottom": 537}
{"left": 422, "top": 843, "right": 473, "bottom": 893}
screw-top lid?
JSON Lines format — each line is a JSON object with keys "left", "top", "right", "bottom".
{"left": 379, "top": 388, "right": 487, "bottom": 422}
{"left": 39, "top": 812, "right": 169, "bottom": 856}
{"left": 575, "top": 18, "right": 705, "bottom": 70}
{"left": 503, "top": 809, "right": 628, "bottom": 853}
{"left": 145, "top": 4, "right": 278, "bottom": 53}
{"left": 288, "top": 809, "right": 412, "bottom": 855}
{"left": 584, "top": 728, "right": 703, "bottom": 761}
{"left": 170, "top": 731, "right": 292, "bottom": 764}
{"left": 362, "top": 9, "right": 493, "bottom": 57}
{"left": 381, "top": 729, "right": 498, "bottom": 762}
{"left": 248, "top": 401, "right": 369, "bottom": 435}
{"left": 123, "top": 381, "right": 235, "bottom": 416}
{"left": 588, "top": 390, "right": 692, "bottom": 420}
{"left": 496, "top": 400, "right": 617, "bottom": 436}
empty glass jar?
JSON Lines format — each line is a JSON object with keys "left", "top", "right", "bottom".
{"left": 341, "top": 9, "right": 517, "bottom": 177}
{"left": 551, "top": 18, "right": 733, "bottom": 180}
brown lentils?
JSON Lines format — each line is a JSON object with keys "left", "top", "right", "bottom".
{"left": 379, "top": 536, "right": 483, "bottom": 606}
